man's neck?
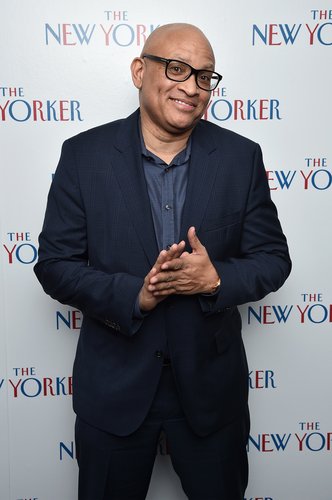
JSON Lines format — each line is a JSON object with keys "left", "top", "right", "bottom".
{"left": 140, "top": 118, "right": 192, "bottom": 164}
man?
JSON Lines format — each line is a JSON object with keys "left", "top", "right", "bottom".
{"left": 35, "top": 23, "right": 291, "bottom": 500}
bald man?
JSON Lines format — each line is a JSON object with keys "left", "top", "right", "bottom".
{"left": 35, "top": 23, "right": 291, "bottom": 500}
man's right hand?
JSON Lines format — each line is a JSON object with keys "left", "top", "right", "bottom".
{"left": 139, "top": 241, "right": 186, "bottom": 312}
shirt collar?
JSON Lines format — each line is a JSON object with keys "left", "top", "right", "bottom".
{"left": 139, "top": 120, "right": 191, "bottom": 167}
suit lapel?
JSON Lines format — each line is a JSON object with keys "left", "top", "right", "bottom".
{"left": 111, "top": 111, "right": 159, "bottom": 267}
{"left": 110, "top": 113, "right": 221, "bottom": 262}
{"left": 180, "top": 123, "right": 220, "bottom": 244}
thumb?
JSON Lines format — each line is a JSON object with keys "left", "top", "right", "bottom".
{"left": 187, "top": 226, "right": 205, "bottom": 253}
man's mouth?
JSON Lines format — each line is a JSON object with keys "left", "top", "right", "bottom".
{"left": 170, "top": 98, "right": 196, "bottom": 109}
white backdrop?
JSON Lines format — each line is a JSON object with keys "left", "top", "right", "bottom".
{"left": 1, "top": 1, "right": 331, "bottom": 499}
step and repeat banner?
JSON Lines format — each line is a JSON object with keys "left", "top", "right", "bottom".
{"left": 1, "top": 1, "right": 331, "bottom": 499}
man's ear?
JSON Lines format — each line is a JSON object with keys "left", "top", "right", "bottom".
{"left": 131, "top": 57, "right": 144, "bottom": 90}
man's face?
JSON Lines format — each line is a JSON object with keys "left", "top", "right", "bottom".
{"left": 132, "top": 28, "right": 215, "bottom": 137}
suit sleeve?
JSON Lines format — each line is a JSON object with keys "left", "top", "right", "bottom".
{"left": 34, "top": 140, "right": 143, "bottom": 336}
{"left": 200, "top": 143, "right": 291, "bottom": 314}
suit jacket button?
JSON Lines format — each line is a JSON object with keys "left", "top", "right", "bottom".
{"left": 155, "top": 350, "right": 163, "bottom": 358}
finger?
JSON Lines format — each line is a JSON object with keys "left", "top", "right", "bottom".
{"left": 149, "top": 269, "right": 177, "bottom": 285}
{"left": 166, "top": 240, "right": 186, "bottom": 259}
{"left": 187, "top": 226, "right": 205, "bottom": 253}
{"left": 152, "top": 285, "right": 176, "bottom": 296}
{"left": 160, "top": 257, "right": 184, "bottom": 272}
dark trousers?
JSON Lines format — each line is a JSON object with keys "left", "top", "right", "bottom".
{"left": 75, "top": 366, "right": 249, "bottom": 500}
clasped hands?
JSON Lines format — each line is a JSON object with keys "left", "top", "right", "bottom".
{"left": 139, "top": 226, "right": 220, "bottom": 312}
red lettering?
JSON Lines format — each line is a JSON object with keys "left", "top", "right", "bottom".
{"left": 295, "top": 432, "right": 307, "bottom": 451}
{"left": 269, "top": 24, "right": 282, "bottom": 45}
{"left": 136, "top": 24, "right": 147, "bottom": 46}
{"left": 296, "top": 304, "right": 309, "bottom": 323}
{"left": 100, "top": 24, "right": 114, "bottom": 45}
{"left": 327, "top": 432, "right": 332, "bottom": 451}
{"left": 305, "top": 23, "right": 319, "bottom": 44}
{"left": 68, "top": 376, "right": 73, "bottom": 395}
{"left": 8, "top": 379, "right": 22, "bottom": 398}
{"left": 266, "top": 170, "right": 277, "bottom": 191}
{"left": 300, "top": 170, "right": 313, "bottom": 189}
{"left": 259, "top": 99, "right": 269, "bottom": 119}
{"left": 234, "top": 100, "right": 245, "bottom": 120}
{"left": 43, "top": 377, "right": 56, "bottom": 396}
{"left": 0, "top": 100, "right": 10, "bottom": 120}
{"left": 72, "top": 310, "right": 82, "bottom": 329}
{"left": 255, "top": 370, "right": 264, "bottom": 389}
{"left": 62, "top": 24, "right": 76, "bottom": 45}
{"left": 3, "top": 244, "right": 16, "bottom": 264}
{"left": 263, "top": 305, "right": 275, "bottom": 324}
{"left": 262, "top": 433, "right": 273, "bottom": 452}
{"left": 33, "top": 100, "right": 46, "bottom": 121}
{"left": 59, "top": 100, "right": 69, "bottom": 121}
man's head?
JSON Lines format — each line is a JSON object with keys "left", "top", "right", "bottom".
{"left": 131, "top": 23, "right": 220, "bottom": 140}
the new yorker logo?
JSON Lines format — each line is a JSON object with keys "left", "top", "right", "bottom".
{"left": 252, "top": 10, "right": 332, "bottom": 46}
{"left": 203, "top": 87, "right": 281, "bottom": 122}
{"left": 247, "top": 292, "right": 332, "bottom": 325}
{"left": 45, "top": 10, "right": 159, "bottom": 47}
{"left": 0, "top": 86, "right": 83, "bottom": 123}
{"left": 2, "top": 367, "right": 72, "bottom": 398}
{"left": 267, "top": 157, "right": 331, "bottom": 191}
{"left": 248, "top": 421, "right": 332, "bottom": 453}
{"left": 3, "top": 232, "right": 38, "bottom": 265}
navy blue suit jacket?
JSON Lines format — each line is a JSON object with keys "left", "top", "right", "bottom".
{"left": 35, "top": 109, "right": 291, "bottom": 436}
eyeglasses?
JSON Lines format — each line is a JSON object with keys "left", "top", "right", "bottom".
{"left": 142, "top": 54, "right": 222, "bottom": 91}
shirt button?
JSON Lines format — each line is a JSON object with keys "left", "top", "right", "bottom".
{"left": 165, "top": 167, "right": 170, "bottom": 173}
{"left": 155, "top": 350, "right": 163, "bottom": 358}
{"left": 165, "top": 204, "right": 172, "bottom": 210}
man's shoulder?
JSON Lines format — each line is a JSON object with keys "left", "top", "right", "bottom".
{"left": 196, "top": 119, "right": 259, "bottom": 152}
{"left": 65, "top": 110, "right": 138, "bottom": 148}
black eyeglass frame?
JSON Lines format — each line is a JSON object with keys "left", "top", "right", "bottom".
{"left": 142, "top": 54, "right": 222, "bottom": 91}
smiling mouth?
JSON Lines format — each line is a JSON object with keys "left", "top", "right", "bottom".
{"left": 171, "top": 98, "right": 196, "bottom": 109}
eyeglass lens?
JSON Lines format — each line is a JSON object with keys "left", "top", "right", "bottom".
{"left": 166, "top": 60, "right": 219, "bottom": 90}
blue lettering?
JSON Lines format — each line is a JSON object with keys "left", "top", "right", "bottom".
{"left": 307, "top": 304, "right": 329, "bottom": 323}
{"left": 56, "top": 311, "right": 71, "bottom": 330}
{"left": 269, "top": 99, "right": 281, "bottom": 119}
{"left": 70, "top": 100, "right": 83, "bottom": 121}
{"left": 271, "top": 433, "right": 291, "bottom": 451}
{"left": 317, "top": 23, "right": 332, "bottom": 45}
{"left": 279, "top": 24, "right": 302, "bottom": 44}
{"left": 211, "top": 99, "right": 232, "bottom": 121}
{"left": 247, "top": 434, "right": 261, "bottom": 451}
{"left": 73, "top": 24, "right": 96, "bottom": 44}
{"left": 9, "top": 100, "right": 31, "bottom": 122}
{"left": 248, "top": 306, "right": 262, "bottom": 324}
{"left": 56, "top": 377, "right": 67, "bottom": 395}
{"left": 46, "top": 101, "right": 58, "bottom": 121}
{"left": 272, "top": 305, "right": 293, "bottom": 323}
{"left": 21, "top": 378, "right": 42, "bottom": 397}
{"left": 15, "top": 244, "right": 38, "bottom": 264}
{"left": 311, "top": 169, "right": 332, "bottom": 190}
{"left": 306, "top": 432, "right": 326, "bottom": 451}
{"left": 45, "top": 23, "right": 61, "bottom": 45}
{"left": 252, "top": 24, "right": 268, "bottom": 45}
{"left": 274, "top": 171, "right": 296, "bottom": 189}
{"left": 60, "top": 441, "right": 75, "bottom": 460}
{"left": 112, "top": 23, "right": 135, "bottom": 46}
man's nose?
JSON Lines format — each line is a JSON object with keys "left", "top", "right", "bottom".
{"left": 177, "top": 74, "right": 199, "bottom": 94}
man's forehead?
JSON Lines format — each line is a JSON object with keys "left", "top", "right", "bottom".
{"left": 142, "top": 24, "right": 213, "bottom": 57}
